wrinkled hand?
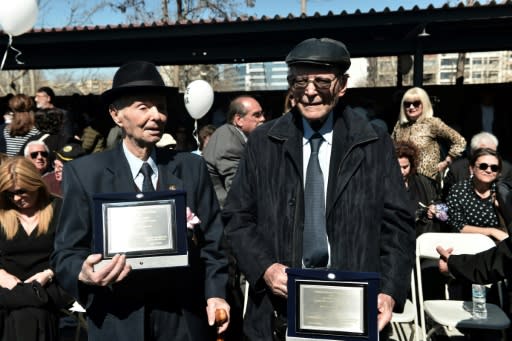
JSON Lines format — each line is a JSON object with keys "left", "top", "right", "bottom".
{"left": 263, "top": 263, "right": 288, "bottom": 298}
{"left": 78, "top": 254, "right": 131, "bottom": 286}
{"left": 377, "top": 293, "right": 395, "bottom": 331}
{"left": 206, "top": 297, "right": 230, "bottom": 334}
{"left": 0, "top": 269, "right": 21, "bottom": 290}
{"left": 24, "top": 269, "right": 53, "bottom": 286}
{"left": 437, "top": 246, "right": 453, "bottom": 274}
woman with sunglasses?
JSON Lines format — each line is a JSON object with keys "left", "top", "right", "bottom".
{"left": 0, "top": 157, "right": 72, "bottom": 340}
{"left": 446, "top": 148, "right": 509, "bottom": 242}
{"left": 392, "top": 87, "right": 466, "bottom": 181}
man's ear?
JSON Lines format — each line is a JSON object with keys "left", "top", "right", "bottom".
{"left": 233, "top": 113, "right": 243, "bottom": 128}
{"left": 336, "top": 77, "right": 348, "bottom": 98}
{"left": 109, "top": 107, "right": 122, "bottom": 127}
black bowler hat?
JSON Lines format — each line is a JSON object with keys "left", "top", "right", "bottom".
{"left": 285, "top": 37, "right": 351, "bottom": 72}
{"left": 101, "top": 61, "right": 171, "bottom": 104}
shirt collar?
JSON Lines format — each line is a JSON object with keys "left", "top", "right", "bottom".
{"left": 122, "top": 141, "right": 158, "bottom": 179}
{"left": 302, "top": 112, "right": 334, "bottom": 146}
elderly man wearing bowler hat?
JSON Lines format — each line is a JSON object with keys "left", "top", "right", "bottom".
{"left": 51, "top": 61, "right": 230, "bottom": 340}
{"left": 223, "top": 38, "right": 415, "bottom": 340}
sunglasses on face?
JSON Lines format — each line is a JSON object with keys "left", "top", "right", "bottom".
{"left": 289, "top": 76, "right": 337, "bottom": 90}
{"left": 30, "top": 151, "right": 49, "bottom": 159}
{"left": 5, "top": 189, "right": 28, "bottom": 199}
{"left": 403, "top": 100, "right": 422, "bottom": 108}
{"left": 476, "top": 163, "right": 500, "bottom": 172}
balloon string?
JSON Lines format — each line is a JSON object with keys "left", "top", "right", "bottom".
{"left": 0, "top": 35, "right": 25, "bottom": 71}
{"left": 10, "top": 38, "right": 25, "bottom": 65}
{"left": 193, "top": 120, "right": 199, "bottom": 148}
{"left": 0, "top": 35, "right": 12, "bottom": 71}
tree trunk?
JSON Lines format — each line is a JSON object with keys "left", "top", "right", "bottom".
{"left": 176, "top": 0, "right": 183, "bottom": 20}
{"left": 162, "top": 0, "right": 169, "bottom": 20}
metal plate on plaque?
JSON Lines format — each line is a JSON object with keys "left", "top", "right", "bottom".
{"left": 92, "top": 191, "right": 188, "bottom": 270}
{"left": 286, "top": 268, "right": 380, "bottom": 341}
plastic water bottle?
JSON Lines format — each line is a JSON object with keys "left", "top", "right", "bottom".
{"left": 472, "top": 284, "right": 487, "bottom": 319}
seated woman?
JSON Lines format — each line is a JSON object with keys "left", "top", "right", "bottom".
{"left": 444, "top": 147, "right": 510, "bottom": 341}
{"left": 446, "top": 148, "right": 508, "bottom": 242}
{"left": 396, "top": 141, "right": 447, "bottom": 302}
{"left": 0, "top": 157, "right": 72, "bottom": 340}
{"left": 395, "top": 140, "right": 443, "bottom": 236}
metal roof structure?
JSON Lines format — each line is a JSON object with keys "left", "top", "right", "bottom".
{"left": 1, "top": 1, "right": 512, "bottom": 72}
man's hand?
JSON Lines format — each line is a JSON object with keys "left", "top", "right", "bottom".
{"left": 263, "top": 263, "right": 288, "bottom": 298}
{"left": 78, "top": 253, "right": 131, "bottom": 286}
{"left": 0, "top": 269, "right": 21, "bottom": 289}
{"left": 437, "top": 246, "right": 453, "bottom": 274}
{"left": 206, "top": 297, "right": 230, "bottom": 334}
{"left": 377, "top": 293, "right": 395, "bottom": 331}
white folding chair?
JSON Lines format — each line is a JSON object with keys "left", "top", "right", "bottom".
{"left": 391, "top": 270, "right": 419, "bottom": 341}
{"left": 416, "top": 232, "right": 510, "bottom": 341}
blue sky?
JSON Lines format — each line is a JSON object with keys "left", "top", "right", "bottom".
{"left": 38, "top": 0, "right": 456, "bottom": 28}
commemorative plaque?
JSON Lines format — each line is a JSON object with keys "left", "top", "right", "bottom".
{"left": 92, "top": 190, "right": 188, "bottom": 270}
{"left": 286, "top": 268, "right": 380, "bottom": 341}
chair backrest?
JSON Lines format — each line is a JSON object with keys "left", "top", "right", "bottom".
{"left": 415, "top": 232, "right": 496, "bottom": 341}
{"left": 416, "top": 232, "right": 496, "bottom": 259}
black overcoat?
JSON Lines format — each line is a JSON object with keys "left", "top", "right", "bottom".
{"left": 223, "top": 104, "right": 416, "bottom": 340}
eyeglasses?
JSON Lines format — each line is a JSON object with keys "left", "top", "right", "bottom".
{"left": 403, "top": 100, "right": 422, "bottom": 108}
{"left": 476, "top": 163, "right": 500, "bottom": 172}
{"left": 289, "top": 76, "right": 337, "bottom": 89}
{"left": 30, "top": 151, "right": 49, "bottom": 159}
{"left": 5, "top": 189, "right": 28, "bottom": 199}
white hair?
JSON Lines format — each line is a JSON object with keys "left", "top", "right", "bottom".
{"left": 24, "top": 140, "right": 49, "bottom": 157}
{"left": 470, "top": 131, "right": 498, "bottom": 152}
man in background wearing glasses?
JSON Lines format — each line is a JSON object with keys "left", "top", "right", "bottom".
{"left": 223, "top": 37, "right": 415, "bottom": 340}
{"left": 24, "top": 140, "right": 50, "bottom": 175}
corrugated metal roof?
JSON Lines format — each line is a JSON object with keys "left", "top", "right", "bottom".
{"left": 28, "top": 0, "right": 510, "bottom": 34}
{"left": 3, "top": 1, "right": 512, "bottom": 70}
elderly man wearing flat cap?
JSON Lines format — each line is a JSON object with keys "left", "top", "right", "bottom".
{"left": 223, "top": 38, "right": 415, "bottom": 340}
{"left": 51, "top": 61, "right": 230, "bottom": 340}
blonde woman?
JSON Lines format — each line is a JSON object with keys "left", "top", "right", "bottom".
{"left": 392, "top": 87, "right": 466, "bottom": 180}
{"left": 0, "top": 157, "right": 71, "bottom": 341}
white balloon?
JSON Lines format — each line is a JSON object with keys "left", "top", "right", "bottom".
{"left": 184, "top": 80, "right": 214, "bottom": 120}
{"left": 0, "top": 0, "right": 38, "bottom": 37}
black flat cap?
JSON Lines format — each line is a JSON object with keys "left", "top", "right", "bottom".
{"left": 285, "top": 37, "right": 351, "bottom": 71}
{"left": 101, "top": 61, "right": 171, "bottom": 104}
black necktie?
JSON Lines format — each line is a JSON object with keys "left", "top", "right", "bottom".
{"left": 303, "top": 133, "right": 328, "bottom": 268}
{"left": 140, "top": 162, "right": 155, "bottom": 192}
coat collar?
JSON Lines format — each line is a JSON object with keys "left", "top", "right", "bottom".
{"left": 104, "top": 143, "right": 184, "bottom": 192}
{"left": 266, "top": 102, "right": 380, "bottom": 216}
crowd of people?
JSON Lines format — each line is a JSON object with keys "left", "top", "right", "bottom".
{"left": 0, "top": 36, "right": 510, "bottom": 341}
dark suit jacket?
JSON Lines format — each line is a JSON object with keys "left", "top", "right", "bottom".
{"left": 449, "top": 237, "right": 512, "bottom": 285}
{"left": 50, "top": 143, "right": 228, "bottom": 340}
{"left": 223, "top": 104, "right": 416, "bottom": 340}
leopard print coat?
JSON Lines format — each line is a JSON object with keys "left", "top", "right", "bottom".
{"left": 392, "top": 116, "right": 466, "bottom": 180}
